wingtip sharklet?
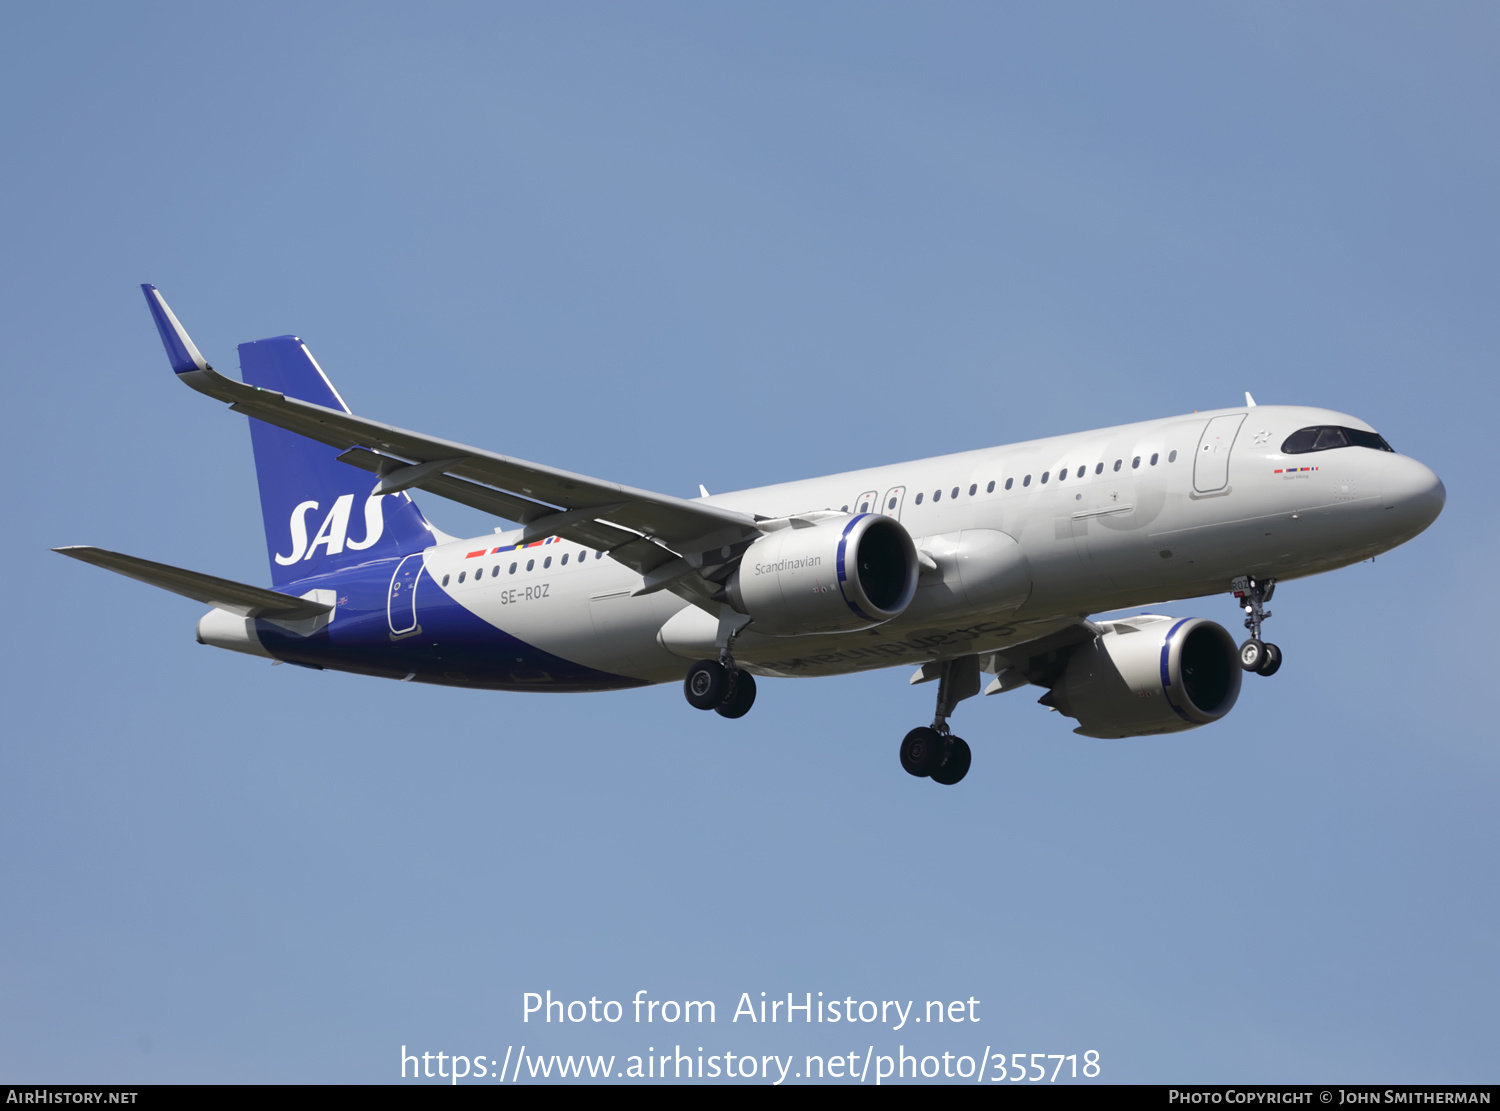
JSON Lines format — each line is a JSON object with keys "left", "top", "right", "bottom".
{"left": 141, "top": 284, "right": 210, "bottom": 375}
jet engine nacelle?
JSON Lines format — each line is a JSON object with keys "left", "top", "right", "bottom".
{"left": 1046, "top": 615, "right": 1242, "bottom": 738}
{"left": 725, "top": 513, "right": 919, "bottom": 635}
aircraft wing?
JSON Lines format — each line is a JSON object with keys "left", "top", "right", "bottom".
{"left": 143, "top": 285, "right": 759, "bottom": 578}
{"left": 53, "top": 546, "right": 333, "bottom": 620}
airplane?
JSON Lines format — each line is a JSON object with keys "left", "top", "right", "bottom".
{"left": 54, "top": 285, "right": 1446, "bottom": 786}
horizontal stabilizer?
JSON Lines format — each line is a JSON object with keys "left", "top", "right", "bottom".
{"left": 53, "top": 546, "right": 332, "bottom": 619}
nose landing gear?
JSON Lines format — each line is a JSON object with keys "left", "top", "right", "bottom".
{"left": 1233, "top": 575, "right": 1282, "bottom": 676}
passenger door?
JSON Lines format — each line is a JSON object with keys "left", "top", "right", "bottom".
{"left": 387, "top": 553, "right": 423, "bottom": 636}
{"left": 879, "top": 485, "right": 906, "bottom": 521}
{"left": 1194, "top": 414, "right": 1246, "bottom": 493}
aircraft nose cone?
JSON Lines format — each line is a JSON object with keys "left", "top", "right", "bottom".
{"left": 1385, "top": 457, "right": 1445, "bottom": 537}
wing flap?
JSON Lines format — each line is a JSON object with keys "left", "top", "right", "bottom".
{"left": 54, "top": 546, "right": 332, "bottom": 620}
{"left": 143, "top": 285, "right": 761, "bottom": 603}
{"left": 336, "top": 448, "right": 651, "bottom": 557}
{"left": 222, "top": 386, "right": 756, "bottom": 546}
{"left": 336, "top": 446, "right": 553, "bottom": 523}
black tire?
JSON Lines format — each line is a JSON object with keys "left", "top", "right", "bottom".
{"left": 715, "top": 671, "right": 758, "bottom": 718}
{"left": 684, "top": 659, "right": 729, "bottom": 710}
{"left": 1256, "top": 642, "right": 1282, "bottom": 677}
{"left": 930, "top": 736, "right": 972, "bottom": 786}
{"left": 1239, "top": 639, "right": 1266, "bottom": 672}
{"left": 899, "top": 727, "right": 946, "bottom": 777}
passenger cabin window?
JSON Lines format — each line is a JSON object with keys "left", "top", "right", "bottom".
{"left": 1095, "top": 463, "right": 1103, "bottom": 475}
{"left": 987, "top": 480, "right": 995, "bottom": 493}
{"left": 1168, "top": 450, "right": 1177, "bottom": 463}
{"left": 1004, "top": 478, "right": 1013, "bottom": 490}
{"left": 1023, "top": 475, "right": 1031, "bottom": 487}
{"left": 1058, "top": 468, "right": 1067, "bottom": 482}
{"left": 1041, "top": 471, "right": 1050, "bottom": 484}
{"left": 1113, "top": 459, "right": 1122, "bottom": 472}
{"left": 492, "top": 566, "right": 499, "bottom": 576}
{"left": 544, "top": 556, "right": 552, "bottom": 568}
{"left": 915, "top": 492, "right": 924, "bottom": 504}
{"left": 933, "top": 490, "right": 942, "bottom": 502}
{"left": 441, "top": 574, "right": 450, "bottom": 586}
{"left": 1282, "top": 426, "right": 1394, "bottom": 454}
{"left": 888, "top": 497, "right": 897, "bottom": 509}
{"left": 526, "top": 559, "right": 535, "bottom": 571}
{"left": 561, "top": 553, "right": 568, "bottom": 565}
{"left": 458, "top": 571, "right": 466, "bottom": 583}
{"left": 968, "top": 484, "right": 976, "bottom": 496}
{"left": 1150, "top": 453, "right": 1159, "bottom": 465}
{"left": 1132, "top": 456, "right": 1141, "bottom": 469}
{"left": 509, "top": 562, "right": 517, "bottom": 574}
{"left": 951, "top": 487, "right": 959, "bottom": 499}
{"left": 1076, "top": 465, "right": 1085, "bottom": 478}
{"left": 474, "top": 567, "right": 483, "bottom": 579}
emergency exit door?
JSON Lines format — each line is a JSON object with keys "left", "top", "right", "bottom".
{"left": 879, "top": 486, "right": 906, "bottom": 520}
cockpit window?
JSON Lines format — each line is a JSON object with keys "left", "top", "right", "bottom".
{"left": 1282, "top": 425, "right": 1393, "bottom": 455}
{"left": 1345, "top": 428, "right": 1394, "bottom": 451}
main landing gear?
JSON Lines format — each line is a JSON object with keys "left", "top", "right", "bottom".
{"left": 683, "top": 658, "right": 757, "bottom": 718}
{"left": 1233, "top": 575, "right": 1282, "bottom": 677}
{"left": 900, "top": 728, "right": 971, "bottom": 785}
{"left": 683, "top": 609, "right": 758, "bottom": 719}
{"left": 901, "top": 655, "right": 980, "bottom": 786}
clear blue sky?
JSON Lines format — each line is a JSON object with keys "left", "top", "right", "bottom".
{"left": 2, "top": 2, "right": 1495, "bottom": 1084}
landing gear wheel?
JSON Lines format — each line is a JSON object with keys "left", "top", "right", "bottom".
{"left": 1232, "top": 576, "right": 1281, "bottom": 674}
{"left": 684, "top": 659, "right": 729, "bottom": 710}
{"left": 715, "top": 671, "right": 757, "bottom": 718}
{"left": 899, "top": 727, "right": 946, "bottom": 777}
{"left": 1239, "top": 639, "right": 1266, "bottom": 673}
{"left": 930, "top": 736, "right": 972, "bottom": 786}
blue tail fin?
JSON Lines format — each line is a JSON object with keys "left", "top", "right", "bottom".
{"left": 238, "top": 336, "right": 438, "bottom": 588}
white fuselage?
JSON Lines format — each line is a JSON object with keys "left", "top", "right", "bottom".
{"left": 414, "top": 404, "right": 1443, "bottom": 684}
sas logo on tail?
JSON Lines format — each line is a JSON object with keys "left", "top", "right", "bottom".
{"left": 276, "top": 494, "right": 390, "bottom": 565}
